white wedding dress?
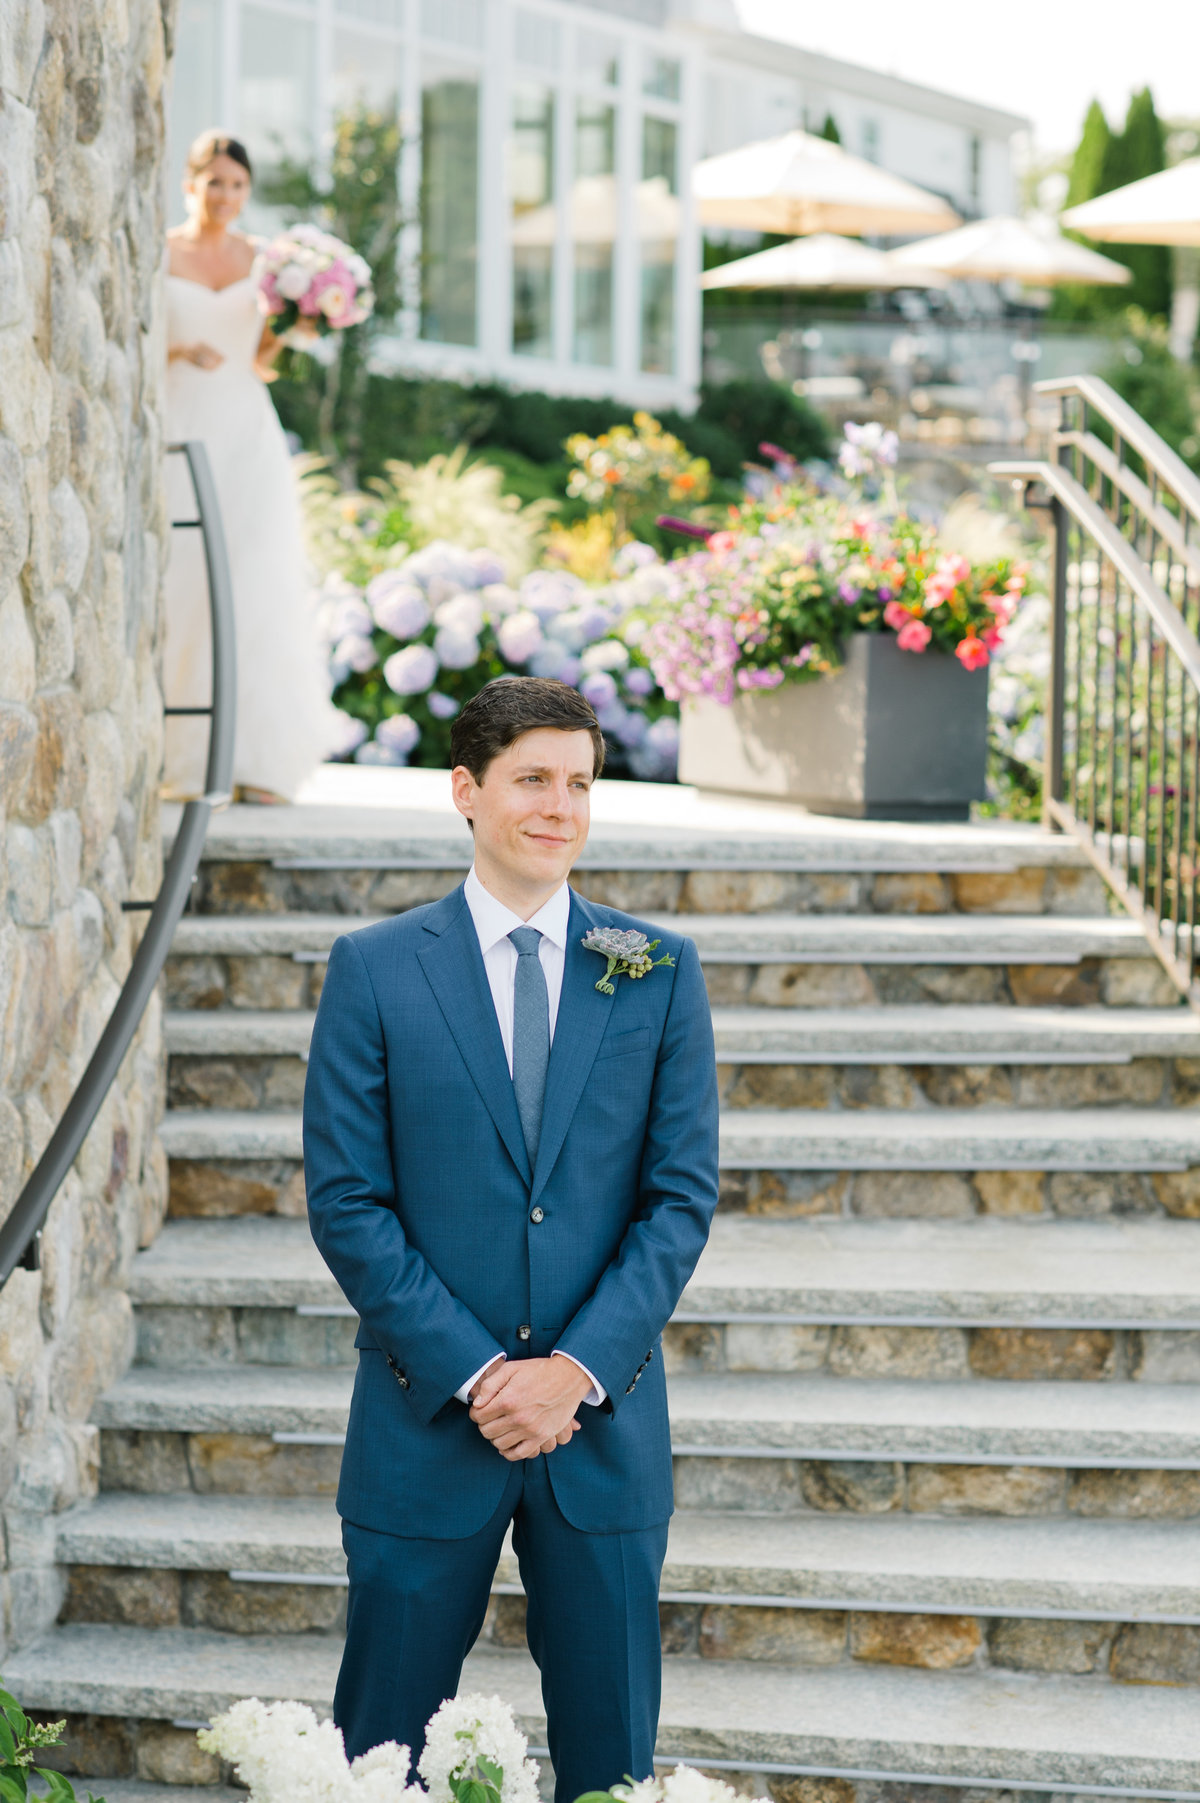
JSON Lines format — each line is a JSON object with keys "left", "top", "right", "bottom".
{"left": 163, "top": 263, "right": 340, "bottom": 800}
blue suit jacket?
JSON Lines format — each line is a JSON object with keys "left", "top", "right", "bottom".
{"left": 303, "top": 881, "right": 719, "bottom": 1539}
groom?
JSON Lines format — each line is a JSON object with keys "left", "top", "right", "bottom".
{"left": 303, "top": 677, "right": 719, "bottom": 1801}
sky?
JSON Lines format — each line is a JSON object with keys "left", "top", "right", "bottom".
{"left": 735, "top": 0, "right": 1200, "bottom": 157}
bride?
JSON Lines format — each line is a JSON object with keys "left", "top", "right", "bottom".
{"left": 164, "top": 130, "right": 340, "bottom": 803}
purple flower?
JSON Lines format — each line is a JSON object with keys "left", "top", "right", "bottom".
{"left": 623, "top": 666, "right": 654, "bottom": 698}
{"left": 329, "top": 713, "right": 369, "bottom": 758}
{"left": 612, "top": 541, "right": 660, "bottom": 577}
{"left": 367, "top": 573, "right": 430, "bottom": 640}
{"left": 528, "top": 640, "right": 573, "bottom": 681}
{"left": 579, "top": 670, "right": 618, "bottom": 710}
{"left": 497, "top": 609, "right": 545, "bottom": 665}
{"left": 321, "top": 593, "right": 373, "bottom": 642}
{"left": 469, "top": 549, "right": 506, "bottom": 587}
{"left": 376, "top": 713, "right": 420, "bottom": 756}
{"left": 434, "top": 625, "right": 480, "bottom": 670}
{"left": 877, "top": 585, "right": 893, "bottom": 603}
{"left": 383, "top": 643, "right": 439, "bottom": 695}
{"left": 427, "top": 691, "right": 460, "bottom": 721}
{"left": 646, "top": 715, "right": 679, "bottom": 754}
{"left": 613, "top": 709, "right": 648, "bottom": 748}
{"left": 355, "top": 739, "right": 407, "bottom": 766}
{"left": 838, "top": 580, "right": 861, "bottom": 605}
{"left": 333, "top": 632, "right": 379, "bottom": 673}
{"left": 434, "top": 592, "right": 484, "bottom": 636}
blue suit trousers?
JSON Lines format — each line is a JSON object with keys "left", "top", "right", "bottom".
{"left": 336, "top": 1453, "right": 669, "bottom": 1803}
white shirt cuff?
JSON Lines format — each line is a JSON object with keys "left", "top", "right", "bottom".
{"left": 455, "top": 1354, "right": 505, "bottom": 1404}
{"left": 551, "top": 1349, "right": 607, "bottom": 1406}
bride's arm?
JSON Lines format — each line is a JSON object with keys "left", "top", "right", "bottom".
{"left": 254, "top": 316, "right": 319, "bottom": 383}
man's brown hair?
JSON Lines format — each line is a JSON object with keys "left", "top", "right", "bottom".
{"left": 450, "top": 677, "right": 606, "bottom": 784}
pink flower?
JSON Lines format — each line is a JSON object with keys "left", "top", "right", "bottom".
{"left": 708, "top": 531, "right": 738, "bottom": 555}
{"left": 988, "top": 591, "right": 1017, "bottom": 627}
{"left": 883, "top": 600, "right": 911, "bottom": 631}
{"left": 257, "top": 272, "right": 285, "bottom": 316}
{"left": 896, "top": 618, "right": 932, "bottom": 653}
{"left": 981, "top": 626, "right": 1003, "bottom": 650}
{"left": 955, "top": 634, "right": 989, "bottom": 671}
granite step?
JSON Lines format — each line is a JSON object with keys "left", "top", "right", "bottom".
{"left": 10, "top": 1623, "right": 1200, "bottom": 1794}
{"left": 127, "top": 1213, "right": 1200, "bottom": 1328}
{"left": 90, "top": 1364, "right": 1200, "bottom": 1468}
{"left": 55, "top": 1492, "right": 1200, "bottom": 1621}
{"left": 164, "top": 1003, "right": 1200, "bottom": 1063}
{"left": 158, "top": 1106, "right": 1200, "bottom": 1172}
{"left": 168, "top": 910, "right": 1152, "bottom": 967}
{"left": 174, "top": 792, "right": 1093, "bottom": 874}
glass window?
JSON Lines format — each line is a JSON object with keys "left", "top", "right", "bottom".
{"left": 860, "top": 117, "right": 880, "bottom": 163}
{"left": 421, "top": 0, "right": 484, "bottom": 48}
{"left": 642, "top": 54, "right": 680, "bottom": 102}
{"left": 572, "top": 99, "right": 615, "bottom": 367}
{"left": 238, "top": 5, "right": 317, "bottom": 168}
{"left": 333, "top": 30, "right": 403, "bottom": 116}
{"left": 510, "top": 83, "right": 555, "bottom": 358}
{"left": 514, "top": 7, "right": 561, "bottom": 72}
{"left": 335, "top": 0, "right": 404, "bottom": 23}
{"left": 167, "top": 0, "right": 222, "bottom": 221}
{"left": 576, "top": 28, "right": 619, "bottom": 88}
{"left": 639, "top": 114, "right": 677, "bottom": 374}
{"left": 420, "top": 66, "right": 479, "bottom": 345}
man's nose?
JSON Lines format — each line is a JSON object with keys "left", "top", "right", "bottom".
{"left": 540, "top": 778, "right": 571, "bottom": 817}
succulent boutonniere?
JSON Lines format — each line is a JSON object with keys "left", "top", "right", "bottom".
{"left": 581, "top": 926, "right": 675, "bottom": 995}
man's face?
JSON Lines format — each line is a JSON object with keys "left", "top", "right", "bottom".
{"left": 452, "top": 727, "right": 594, "bottom": 897}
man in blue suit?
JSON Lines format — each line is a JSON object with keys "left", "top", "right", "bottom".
{"left": 304, "top": 677, "right": 719, "bottom": 1802}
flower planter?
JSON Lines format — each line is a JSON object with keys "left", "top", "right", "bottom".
{"left": 678, "top": 632, "right": 989, "bottom": 821}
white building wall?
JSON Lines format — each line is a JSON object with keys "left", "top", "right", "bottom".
{"left": 166, "top": 0, "right": 1025, "bottom": 408}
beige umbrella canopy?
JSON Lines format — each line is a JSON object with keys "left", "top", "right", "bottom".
{"left": 1062, "top": 158, "right": 1200, "bottom": 247}
{"left": 512, "top": 175, "right": 678, "bottom": 247}
{"left": 886, "top": 214, "right": 1132, "bottom": 286}
{"left": 701, "top": 232, "right": 947, "bottom": 292}
{"left": 693, "top": 129, "right": 961, "bottom": 238}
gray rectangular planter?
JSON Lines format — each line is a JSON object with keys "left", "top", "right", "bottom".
{"left": 677, "top": 632, "right": 989, "bottom": 821}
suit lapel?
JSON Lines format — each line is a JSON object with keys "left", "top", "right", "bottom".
{"left": 531, "top": 890, "right": 614, "bottom": 1205}
{"left": 416, "top": 887, "right": 532, "bottom": 1185}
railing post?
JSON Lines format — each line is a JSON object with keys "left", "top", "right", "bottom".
{"left": 1045, "top": 495, "right": 1069, "bottom": 828}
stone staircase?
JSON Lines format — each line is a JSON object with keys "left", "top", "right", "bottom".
{"left": 9, "top": 794, "right": 1200, "bottom": 1801}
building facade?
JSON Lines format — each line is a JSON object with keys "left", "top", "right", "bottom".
{"left": 167, "top": 0, "right": 1026, "bottom": 407}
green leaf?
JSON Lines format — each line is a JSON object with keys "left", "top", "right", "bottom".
{"left": 0, "top": 1774, "right": 25, "bottom": 1803}
{"left": 34, "top": 1771, "right": 77, "bottom": 1802}
{"left": 455, "top": 1780, "right": 492, "bottom": 1803}
{"left": 0, "top": 1723, "right": 15, "bottom": 1765}
{"left": 0, "top": 1705, "right": 27, "bottom": 1742}
{"left": 572, "top": 1791, "right": 619, "bottom": 1803}
{"left": 476, "top": 1757, "right": 504, "bottom": 1788}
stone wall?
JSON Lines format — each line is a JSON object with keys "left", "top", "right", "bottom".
{"left": 0, "top": 0, "right": 174, "bottom": 1658}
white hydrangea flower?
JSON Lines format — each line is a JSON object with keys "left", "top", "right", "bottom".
{"left": 579, "top": 639, "right": 630, "bottom": 675}
{"left": 418, "top": 1693, "right": 540, "bottom": 1803}
{"left": 384, "top": 643, "right": 440, "bottom": 695}
{"left": 434, "top": 592, "right": 485, "bottom": 637}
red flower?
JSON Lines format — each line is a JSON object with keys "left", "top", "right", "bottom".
{"left": 896, "top": 618, "right": 932, "bottom": 653}
{"left": 955, "top": 634, "right": 989, "bottom": 671}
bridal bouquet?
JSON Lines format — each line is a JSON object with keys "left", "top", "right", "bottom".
{"left": 258, "top": 224, "right": 375, "bottom": 334}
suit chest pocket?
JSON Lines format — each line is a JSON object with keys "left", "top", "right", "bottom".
{"left": 595, "top": 1025, "right": 651, "bottom": 1061}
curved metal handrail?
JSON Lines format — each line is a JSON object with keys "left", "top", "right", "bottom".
{"left": 1035, "top": 373, "right": 1200, "bottom": 533}
{"left": 0, "top": 441, "right": 235, "bottom": 1287}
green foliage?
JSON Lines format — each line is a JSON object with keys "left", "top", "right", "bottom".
{"left": 447, "top": 1744, "right": 505, "bottom": 1803}
{"left": 0, "top": 1680, "right": 103, "bottom": 1803}
{"left": 1054, "top": 89, "right": 1172, "bottom": 323}
{"left": 258, "top": 101, "right": 406, "bottom": 481}
{"left": 1097, "top": 313, "right": 1200, "bottom": 472}
{"left": 819, "top": 113, "right": 841, "bottom": 144}
{"left": 274, "top": 368, "right": 831, "bottom": 489}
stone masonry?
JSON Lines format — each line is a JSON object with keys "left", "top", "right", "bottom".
{"left": 0, "top": 0, "right": 175, "bottom": 1658}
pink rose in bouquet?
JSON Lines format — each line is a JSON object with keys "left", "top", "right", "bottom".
{"left": 257, "top": 225, "right": 374, "bottom": 338}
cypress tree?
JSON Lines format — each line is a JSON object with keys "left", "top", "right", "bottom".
{"left": 1065, "top": 99, "right": 1111, "bottom": 208}
{"left": 1102, "top": 88, "right": 1172, "bottom": 319}
{"left": 820, "top": 113, "right": 841, "bottom": 145}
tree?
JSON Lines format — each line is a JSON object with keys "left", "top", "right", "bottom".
{"left": 1054, "top": 90, "right": 1172, "bottom": 324}
{"left": 259, "top": 101, "right": 408, "bottom": 484}
{"left": 820, "top": 113, "right": 840, "bottom": 145}
{"left": 1101, "top": 88, "right": 1172, "bottom": 320}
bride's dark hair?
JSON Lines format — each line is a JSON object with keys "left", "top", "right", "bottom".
{"left": 186, "top": 130, "right": 253, "bottom": 180}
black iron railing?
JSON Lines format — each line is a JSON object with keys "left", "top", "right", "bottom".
{"left": 994, "top": 375, "right": 1200, "bottom": 1007}
{"left": 0, "top": 441, "right": 235, "bottom": 1287}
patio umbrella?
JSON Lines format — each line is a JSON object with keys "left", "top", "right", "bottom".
{"left": 886, "top": 214, "right": 1132, "bottom": 285}
{"left": 693, "top": 129, "right": 960, "bottom": 238}
{"left": 511, "top": 175, "right": 679, "bottom": 247}
{"left": 1062, "top": 158, "right": 1200, "bottom": 247}
{"left": 701, "top": 232, "right": 947, "bottom": 292}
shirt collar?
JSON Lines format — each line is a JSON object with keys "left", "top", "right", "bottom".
{"left": 464, "top": 866, "right": 572, "bottom": 956}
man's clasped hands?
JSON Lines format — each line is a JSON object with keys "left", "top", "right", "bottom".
{"left": 468, "top": 1355, "right": 593, "bottom": 1462}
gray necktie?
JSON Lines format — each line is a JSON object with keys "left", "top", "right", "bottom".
{"left": 509, "top": 927, "right": 550, "bottom": 1166}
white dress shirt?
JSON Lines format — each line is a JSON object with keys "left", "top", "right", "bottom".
{"left": 453, "top": 867, "right": 606, "bottom": 1408}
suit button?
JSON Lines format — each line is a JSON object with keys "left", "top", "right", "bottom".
{"left": 530, "top": 1207, "right": 544, "bottom": 1223}
{"left": 517, "top": 1324, "right": 531, "bottom": 1341}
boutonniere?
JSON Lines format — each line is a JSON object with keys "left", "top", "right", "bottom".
{"left": 581, "top": 926, "right": 675, "bottom": 995}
